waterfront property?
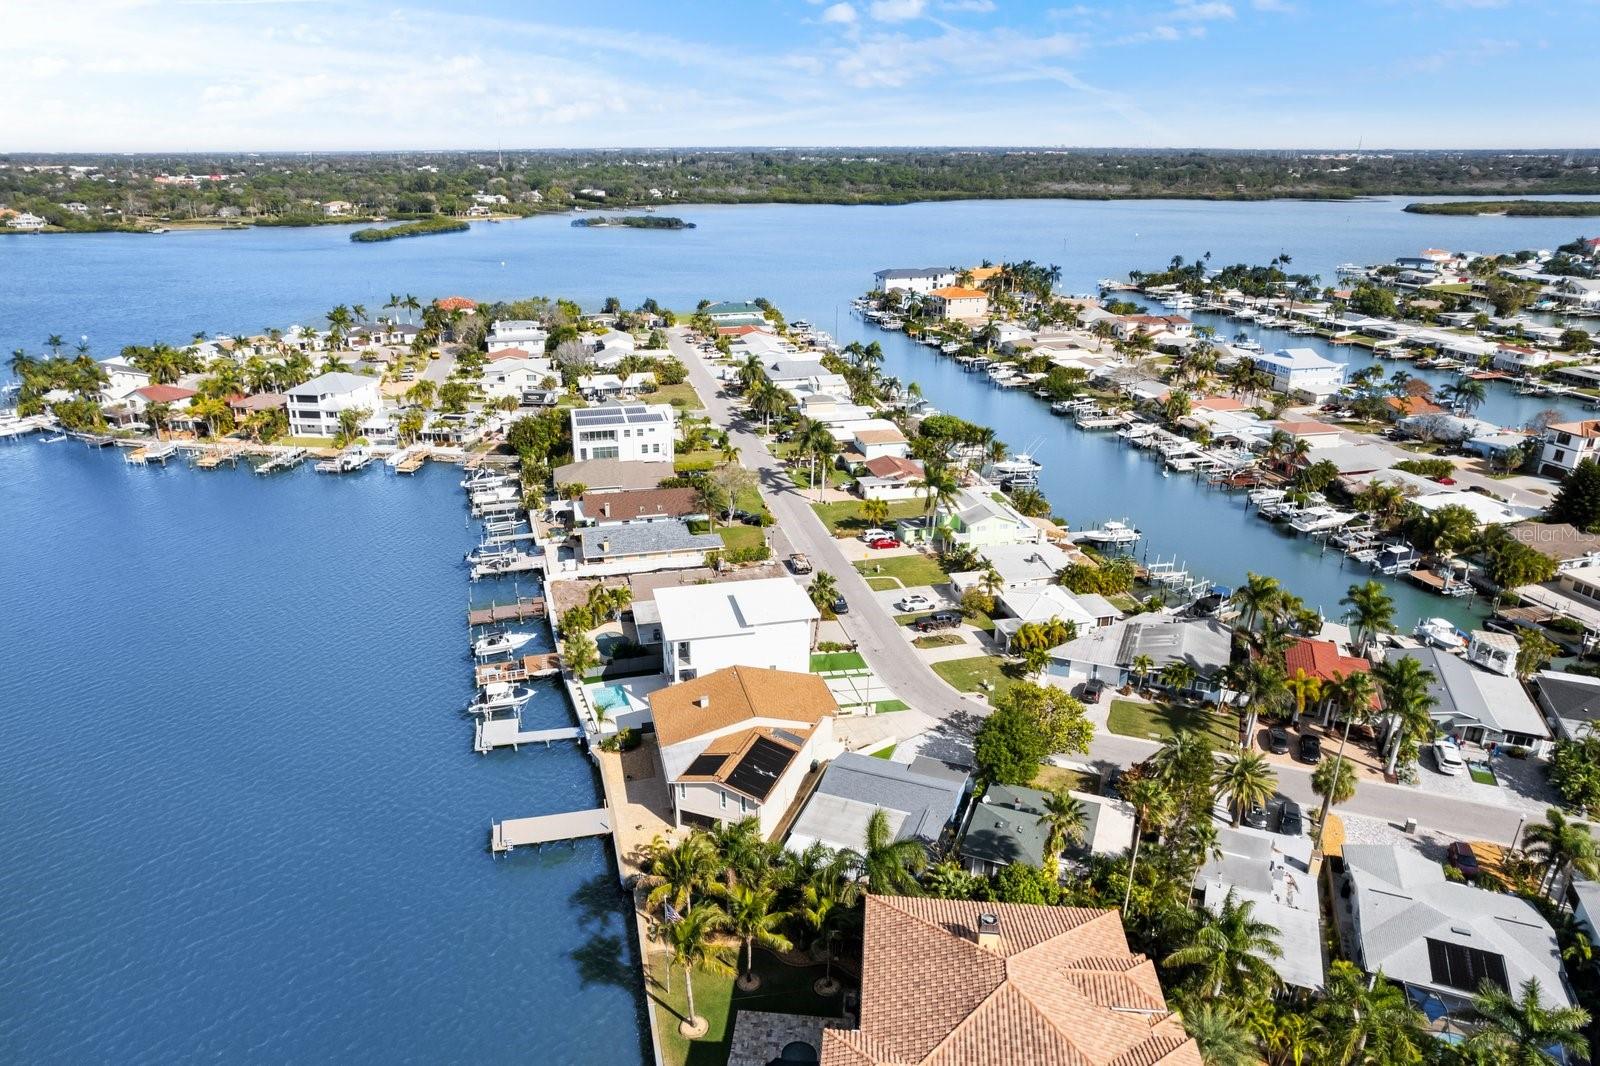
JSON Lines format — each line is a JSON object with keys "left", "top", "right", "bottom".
{"left": 1386, "top": 646, "right": 1551, "bottom": 755}
{"left": 569, "top": 521, "right": 722, "bottom": 576}
{"left": 568, "top": 402, "right": 676, "bottom": 462}
{"left": 817, "top": 896, "right": 1201, "bottom": 1066}
{"left": 1538, "top": 419, "right": 1600, "bottom": 478}
{"left": 572, "top": 486, "right": 702, "bottom": 526}
{"left": 1194, "top": 824, "right": 1323, "bottom": 992}
{"left": 873, "top": 266, "right": 957, "bottom": 294}
{"left": 648, "top": 665, "right": 839, "bottom": 837}
{"left": 656, "top": 576, "right": 818, "bottom": 683}
{"left": 554, "top": 457, "right": 674, "bottom": 493}
{"left": 285, "top": 371, "right": 383, "bottom": 438}
{"left": 1251, "top": 347, "right": 1348, "bottom": 400}
{"left": 925, "top": 285, "right": 989, "bottom": 322}
{"left": 1047, "top": 616, "right": 1233, "bottom": 702}
{"left": 784, "top": 752, "right": 968, "bottom": 856}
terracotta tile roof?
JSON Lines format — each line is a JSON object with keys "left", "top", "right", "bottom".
{"left": 717, "top": 324, "right": 771, "bottom": 337}
{"left": 487, "top": 347, "right": 532, "bottom": 361}
{"left": 1193, "top": 395, "right": 1245, "bottom": 411}
{"left": 863, "top": 455, "right": 924, "bottom": 480}
{"left": 578, "top": 487, "right": 700, "bottom": 522}
{"left": 968, "top": 266, "right": 1003, "bottom": 284}
{"left": 1285, "top": 638, "right": 1379, "bottom": 708}
{"left": 435, "top": 296, "right": 477, "bottom": 311}
{"left": 930, "top": 286, "right": 988, "bottom": 300}
{"left": 134, "top": 384, "right": 196, "bottom": 404}
{"left": 820, "top": 896, "right": 1201, "bottom": 1066}
{"left": 649, "top": 666, "right": 837, "bottom": 748}
{"left": 1384, "top": 395, "right": 1443, "bottom": 417}
{"left": 1271, "top": 419, "right": 1341, "bottom": 436}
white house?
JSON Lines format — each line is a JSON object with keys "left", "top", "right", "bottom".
{"left": 1539, "top": 419, "right": 1600, "bottom": 477}
{"left": 577, "top": 372, "right": 655, "bottom": 401}
{"left": 285, "top": 372, "right": 384, "bottom": 438}
{"left": 873, "top": 267, "right": 958, "bottom": 295}
{"left": 479, "top": 356, "right": 555, "bottom": 402}
{"left": 1047, "top": 616, "right": 1233, "bottom": 703}
{"left": 846, "top": 419, "right": 910, "bottom": 461}
{"left": 6, "top": 212, "right": 47, "bottom": 231}
{"left": 487, "top": 319, "right": 550, "bottom": 354}
{"left": 656, "top": 577, "right": 819, "bottom": 683}
{"left": 320, "top": 200, "right": 354, "bottom": 217}
{"left": 1195, "top": 825, "right": 1323, "bottom": 992}
{"left": 1251, "top": 348, "right": 1348, "bottom": 400}
{"left": 568, "top": 403, "right": 675, "bottom": 463}
{"left": 649, "top": 666, "right": 839, "bottom": 838}
{"left": 1388, "top": 646, "right": 1551, "bottom": 755}
{"left": 98, "top": 356, "right": 151, "bottom": 401}
{"left": 1492, "top": 345, "right": 1555, "bottom": 374}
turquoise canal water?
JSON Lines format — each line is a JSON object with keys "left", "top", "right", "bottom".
{"left": 3, "top": 196, "right": 1599, "bottom": 1060}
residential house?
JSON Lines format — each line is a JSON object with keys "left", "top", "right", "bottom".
{"left": 1194, "top": 825, "right": 1323, "bottom": 991}
{"left": 656, "top": 577, "right": 819, "bottom": 683}
{"left": 957, "top": 783, "right": 1051, "bottom": 876}
{"left": 569, "top": 521, "right": 722, "bottom": 576}
{"left": 650, "top": 666, "right": 839, "bottom": 838}
{"left": 228, "top": 392, "right": 285, "bottom": 422}
{"left": 479, "top": 356, "right": 555, "bottom": 403}
{"left": 1507, "top": 522, "right": 1600, "bottom": 574}
{"left": 554, "top": 458, "right": 673, "bottom": 494}
{"left": 572, "top": 487, "right": 701, "bottom": 526}
{"left": 320, "top": 200, "right": 353, "bottom": 217}
{"left": 486, "top": 319, "right": 550, "bottom": 354}
{"left": 1114, "top": 314, "right": 1193, "bottom": 342}
{"left": 785, "top": 753, "right": 967, "bottom": 855}
{"left": 846, "top": 419, "right": 909, "bottom": 461}
{"left": 1268, "top": 419, "right": 1346, "bottom": 449}
{"left": 128, "top": 383, "right": 197, "bottom": 413}
{"left": 1252, "top": 348, "right": 1348, "bottom": 400}
{"left": 765, "top": 358, "right": 850, "bottom": 399}
{"left": 577, "top": 372, "right": 655, "bottom": 402}
{"left": 1533, "top": 669, "right": 1600, "bottom": 742}
{"left": 855, "top": 454, "right": 925, "bottom": 501}
{"left": 926, "top": 286, "right": 989, "bottom": 322}
{"left": 872, "top": 267, "right": 957, "bottom": 295}
{"left": 6, "top": 212, "right": 47, "bottom": 231}
{"left": 704, "top": 301, "right": 767, "bottom": 325}
{"left": 1388, "top": 646, "right": 1551, "bottom": 754}
{"left": 930, "top": 487, "right": 1040, "bottom": 549}
{"left": 991, "top": 586, "right": 1101, "bottom": 652}
{"left": 1047, "top": 616, "right": 1233, "bottom": 702}
{"left": 285, "top": 372, "right": 383, "bottom": 438}
{"left": 98, "top": 355, "right": 151, "bottom": 401}
{"left": 818, "top": 896, "right": 1201, "bottom": 1066}
{"left": 1539, "top": 419, "right": 1600, "bottom": 477}
{"left": 1340, "top": 844, "right": 1572, "bottom": 1015}
{"left": 1383, "top": 394, "right": 1444, "bottom": 421}
{"left": 1512, "top": 563, "right": 1600, "bottom": 639}
{"left": 1493, "top": 345, "right": 1556, "bottom": 374}
{"left": 568, "top": 403, "right": 675, "bottom": 463}
{"left": 966, "top": 541, "right": 1076, "bottom": 592}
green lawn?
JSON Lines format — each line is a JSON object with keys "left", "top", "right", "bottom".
{"left": 866, "top": 577, "right": 899, "bottom": 591}
{"left": 641, "top": 382, "right": 704, "bottom": 410}
{"left": 1469, "top": 764, "right": 1498, "bottom": 786}
{"left": 912, "top": 633, "right": 965, "bottom": 649}
{"left": 648, "top": 948, "right": 846, "bottom": 1066}
{"left": 674, "top": 449, "right": 723, "bottom": 473}
{"left": 1032, "top": 764, "right": 1099, "bottom": 795}
{"left": 874, "top": 699, "right": 909, "bottom": 713}
{"left": 811, "top": 498, "right": 928, "bottom": 535}
{"left": 716, "top": 525, "right": 766, "bottom": 552}
{"left": 853, "top": 554, "right": 948, "bottom": 588}
{"left": 811, "top": 651, "right": 868, "bottom": 673}
{"left": 931, "top": 656, "right": 1016, "bottom": 701}
{"left": 1106, "top": 698, "right": 1238, "bottom": 747}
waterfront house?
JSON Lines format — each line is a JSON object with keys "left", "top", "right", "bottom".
{"left": 285, "top": 372, "right": 383, "bottom": 438}
{"left": 568, "top": 403, "right": 675, "bottom": 463}
{"left": 1114, "top": 314, "right": 1192, "bottom": 342}
{"left": 554, "top": 458, "right": 672, "bottom": 494}
{"left": 703, "top": 301, "right": 767, "bottom": 326}
{"left": 6, "top": 212, "right": 46, "bottom": 231}
{"left": 1252, "top": 348, "right": 1348, "bottom": 400}
{"left": 1339, "top": 844, "right": 1572, "bottom": 1016}
{"left": 873, "top": 267, "right": 957, "bottom": 295}
{"left": 1194, "top": 825, "right": 1323, "bottom": 991}
{"left": 320, "top": 200, "right": 353, "bottom": 217}
{"left": 228, "top": 392, "right": 285, "bottom": 421}
{"left": 1047, "top": 616, "right": 1233, "bottom": 702}
{"left": 129, "top": 383, "right": 197, "bottom": 413}
{"left": 656, "top": 577, "right": 819, "bottom": 683}
{"left": 650, "top": 666, "right": 838, "bottom": 837}
{"left": 1508, "top": 522, "right": 1600, "bottom": 574}
{"left": 1539, "top": 419, "right": 1600, "bottom": 477}
{"left": 569, "top": 521, "right": 722, "bottom": 576}
{"left": 624, "top": 564, "right": 792, "bottom": 647}
{"left": 845, "top": 419, "right": 909, "bottom": 461}
{"left": 818, "top": 896, "right": 1201, "bottom": 1066}
{"left": 855, "top": 454, "right": 925, "bottom": 501}
{"left": 1268, "top": 419, "right": 1345, "bottom": 449}
{"left": 576, "top": 372, "right": 655, "bottom": 402}
{"left": 785, "top": 752, "right": 967, "bottom": 856}
{"left": 765, "top": 358, "right": 850, "bottom": 399}
{"left": 930, "top": 487, "right": 1041, "bottom": 549}
{"left": 926, "top": 285, "right": 989, "bottom": 322}
{"left": 991, "top": 586, "right": 1102, "bottom": 653}
{"left": 479, "top": 355, "right": 555, "bottom": 402}
{"left": 1493, "top": 344, "right": 1555, "bottom": 374}
{"left": 1535, "top": 670, "right": 1600, "bottom": 742}
{"left": 1465, "top": 630, "right": 1518, "bottom": 677}
{"left": 98, "top": 355, "right": 151, "bottom": 401}
{"left": 966, "top": 541, "right": 1076, "bottom": 591}
{"left": 1383, "top": 394, "right": 1444, "bottom": 421}
{"left": 572, "top": 487, "right": 701, "bottom": 527}
{"left": 1387, "top": 646, "right": 1550, "bottom": 754}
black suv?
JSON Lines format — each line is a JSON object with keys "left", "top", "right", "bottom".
{"left": 1298, "top": 733, "right": 1322, "bottom": 764}
{"left": 1278, "top": 799, "right": 1304, "bottom": 837}
{"left": 912, "top": 610, "right": 962, "bottom": 632}
{"left": 1080, "top": 678, "right": 1106, "bottom": 702}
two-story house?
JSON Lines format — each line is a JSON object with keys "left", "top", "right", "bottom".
{"left": 568, "top": 403, "right": 675, "bottom": 463}
{"left": 1539, "top": 420, "right": 1600, "bottom": 477}
{"left": 656, "top": 577, "right": 818, "bottom": 683}
{"left": 285, "top": 372, "right": 383, "bottom": 438}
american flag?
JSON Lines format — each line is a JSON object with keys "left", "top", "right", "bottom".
{"left": 663, "top": 903, "right": 683, "bottom": 924}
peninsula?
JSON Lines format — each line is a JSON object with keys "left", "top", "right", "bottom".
{"left": 570, "top": 215, "right": 694, "bottom": 229}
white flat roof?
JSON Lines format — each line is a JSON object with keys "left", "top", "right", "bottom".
{"left": 656, "top": 577, "right": 819, "bottom": 641}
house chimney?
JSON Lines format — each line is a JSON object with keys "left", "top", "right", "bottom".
{"left": 975, "top": 912, "right": 1002, "bottom": 951}
{"left": 602, "top": 502, "right": 611, "bottom": 518}
{"left": 600, "top": 539, "right": 610, "bottom": 553}
{"left": 694, "top": 695, "right": 710, "bottom": 708}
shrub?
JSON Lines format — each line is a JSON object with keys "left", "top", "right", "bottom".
{"left": 598, "top": 727, "right": 641, "bottom": 753}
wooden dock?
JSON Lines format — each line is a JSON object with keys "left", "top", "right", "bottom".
{"left": 256, "top": 448, "right": 309, "bottom": 474}
{"left": 395, "top": 450, "right": 428, "bottom": 474}
{"left": 475, "top": 718, "right": 583, "bottom": 753}
{"left": 467, "top": 597, "right": 546, "bottom": 625}
{"left": 491, "top": 807, "right": 611, "bottom": 853}
{"left": 470, "top": 552, "right": 544, "bottom": 581}
{"left": 475, "top": 653, "right": 560, "bottom": 687}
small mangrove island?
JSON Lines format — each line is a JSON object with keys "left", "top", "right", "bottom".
{"left": 570, "top": 214, "right": 694, "bottom": 229}
{"left": 1404, "top": 199, "right": 1600, "bottom": 217}
{"left": 350, "top": 217, "right": 471, "bottom": 242}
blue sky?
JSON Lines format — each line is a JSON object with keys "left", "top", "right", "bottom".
{"left": 3, "top": 0, "right": 1596, "bottom": 150}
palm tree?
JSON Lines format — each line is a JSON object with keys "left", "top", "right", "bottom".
{"left": 861, "top": 497, "right": 890, "bottom": 531}
{"left": 1213, "top": 752, "right": 1277, "bottom": 827}
{"left": 719, "top": 883, "right": 791, "bottom": 992}
{"left": 1121, "top": 775, "right": 1173, "bottom": 913}
{"left": 1160, "top": 661, "right": 1198, "bottom": 698}
{"left": 1311, "top": 757, "right": 1355, "bottom": 836}
{"left": 1340, "top": 580, "right": 1394, "bottom": 653}
{"left": 1178, "top": 1001, "right": 1257, "bottom": 1066}
{"left": 1227, "top": 657, "right": 1286, "bottom": 748}
{"left": 704, "top": 817, "right": 766, "bottom": 890}
{"left": 808, "top": 571, "right": 839, "bottom": 613}
{"left": 1524, "top": 807, "right": 1600, "bottom": 900}
{"left": 662, "top": 903, "right": 732, "bottom": 1037}
{"left": 188, "top": 395, "right": 233, "bottom": 438}
{"left": 1465, "top": 977, "right": 1591, "bottom": 1066}
{"left": 1163, "top": 891, "right": 1282, "bottom": 997}
{"left": 849, "top": 808, "right": 927, "bottom": 895}
{"left": 1313, "top": 961, "right": 1426, "bottom": 1066}
{"left": 1037, "top": 789, "right": 1086, "bottom": 867}
{"left": 1313, "top": 669, "right": 1378, "bottom": 855}
{"left": 1285, "top": 669, "right": 1322, "bottom": 728}
{"left": 1374, "top": 655, "right": 1436, "bottom": 776}
{"left": 643, "top": 833, "right": 718, "bottom": 916}
{"left": 1231, "top": 572, "right": 1281, "bottom": 632}
{"left": 1131, "top": 654, "right": 1156, "bottom": 691}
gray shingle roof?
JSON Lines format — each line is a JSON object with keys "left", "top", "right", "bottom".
{"left": 577, "top": 521, "right": 722, "bottom": 560}
{"left": 959, "top": 783, "right": 1049, "bottom": 869}
{"left": 787, "top": 753, "right": 967, "bottom": 854}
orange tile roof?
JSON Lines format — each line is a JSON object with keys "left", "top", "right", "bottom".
{"left": 930, "top": 286, "right": 988, "bottom": 300}
{"left": 1284, "top": 638, "right": 1380, "bottom": 708}
{"left": 863, "top": 455, "right": 924, "bottom": 480}
{"left": 487, "top": 347, "right": 532, "bottom": 361}
{"left": 1271, "top": 419, "right": 1341, "bottom": 436}
{"left": 968, "top": 266, "right": 1003, "bottom": 283}
{"left": 435, "top": 296, "right": 477, "bottom": 311}
{"left": 1194, "top": 395, "right": 1245, "bottom": 411}
{"left": 649, "top": 666, "right": 837, "bottom": 748}
{"left": 135, "top": 384, "right": 196, "bottom": 404}
{"left": 821, "top": 896, "right": 1200, "bottom": 1066}
{"left": 1384, "top": 395, "right": 1443, "bottom": 417}
{"left": 717, "top": 324, "right": 771, "bottom": 337}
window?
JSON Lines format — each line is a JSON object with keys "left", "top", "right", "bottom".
{"left": 720, "top": 791, "right": 727, "bottom": 809}
{"left": 582, "top": 430, "right": 617, "bottom": 443}
{"left": 593, "top": 447, "right": 619, "bottom": 461}
{"left": 1556, "top": 450, "right": 1569, "bottom": 465}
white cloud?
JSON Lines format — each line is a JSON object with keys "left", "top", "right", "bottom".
{"left": 940, "top": 0, "right": 996, "bottom": 11}
{"left": 1168, "top": 1, "right": 1235, "bottom": 21}
{"left": 821, "top": 2, "right": 858, "bottom": 22}
{"left": 1252, "top": 0, "right": 1294, "bottom": 10}
{"left": 868, "top": 0, "right": 927, "bottom": 22}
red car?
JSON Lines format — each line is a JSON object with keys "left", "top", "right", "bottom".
{"left": 867, "top": 537, "right": 899, "bottom": 549}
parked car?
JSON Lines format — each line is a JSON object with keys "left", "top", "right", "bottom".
{"left": 1267, "top": 727, "right": 1291, "bottom": 754}
{"left": 1447, "top": 841, "right": 1481, "bottom": 880}
{"left": 861, "top": 528, "right": 894, "bottom": 542}
{"left": 895, "top": 594, "right": 935, "bottom": 612}
{"left": 1243, "top": 804, "right": 1270, "bottom": 830}
{"left": 830, "top": 595, "right": 848, "bottom": 615}
{"left": 1080, "top": 678, "right": 1106, "bottom": 702}
{"left": 1278, "top": 798, "right": 1304, "bottom": 837}
{"left": 1298, "top": 733, "right": 1322, "bottom": 763}
{"left": 1433, "top": 738, "right": 1467, "bottom": 776}
{"left": 788, "top": 553, "right": 812, "bottom": 575}
{"left": 867, "top": 537, "right": 899, "bottom": 550}
{"left": 912, "top": 611, "right": 962, "bottom": 633}
{"left": 730, "top": 509, "right": 763, "bottom": 526}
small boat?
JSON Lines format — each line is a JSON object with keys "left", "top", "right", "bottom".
{"left": 41, "top": 433, "right": 67, "bottom": 443}
{"left": 1414, "top": 617, "right": 1467, "bottom": 652}
{"left": 1077, "top": 520, "right": 1141, "bottom": 546}
{"left": 468, "top": 682, "right": 534, "bottom": 714}
{"left": 991, "top": 454, "right": 1042, "bottom": 485}
{"left": 472, "top": 630, "right": 534, "bottom": 658}
{"left": 466, "top": 543, "right": 516, "bottom": 565}
{"left": 1290, "top": 507, "right": 1356, "bottom": 535}
{"left": 462, "top": 469, "right": 512, "bottom": 489}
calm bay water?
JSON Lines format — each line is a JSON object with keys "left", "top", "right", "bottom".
{"left": 2, "top": 197, "right": 1598, "bottom": 1060}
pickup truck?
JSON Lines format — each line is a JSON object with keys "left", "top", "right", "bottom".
{"left": 788, "top": 553, "right": 813, "bottom": 574}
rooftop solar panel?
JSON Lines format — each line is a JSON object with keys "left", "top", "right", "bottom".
{"left": 686, "top": 753, "right": 727, "bottom": 777}
{"left": 1426, "top": 938, "right": 1508, "bottom": 993}
{"left": 724, "top": 737, "right": 796, "bottom": 801}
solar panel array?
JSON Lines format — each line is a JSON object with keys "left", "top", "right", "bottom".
{"left": 725, "top": 737, "right": 796, "bottom": 801}
{"left": 1425, "top": 938, "right": 1509, "bottom": 993}
{"left": 685, "top": 753, "right": 728, "bottom": 777}
{"left": 571, "top": 404, "right": 666, "bottom": 428}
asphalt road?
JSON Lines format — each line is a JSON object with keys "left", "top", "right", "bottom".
{"left": 669, "top": 327, "right": 1539, "bottom": 846}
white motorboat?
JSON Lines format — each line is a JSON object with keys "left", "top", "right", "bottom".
{"left": 465, "top": 542, "right": 516, "bottom": 565}
{"left": 461, "top": 469, "right": 511, "bottom": 489}
{"left": 991, "top": 454, "right": 1042, "bottom": 484}
{"left": 470, "top": 484, "right": 518, "bottom": 504}
{"left": 1414, "top": 617, "right": 1467, "bottom": 652}
{"left": 1077, "top": 520, "right": 1141, "bottom": 546}
{"left": 469, "top": 682, "right": 534, "bottom": 714}
{"left": 1290, "top": 507, "right": 1356, "bottom": 535}
{"left": 472, "top": 630, "right": 535, "bottom": 658}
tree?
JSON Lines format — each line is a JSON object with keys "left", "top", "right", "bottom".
{"left": 988, "top": 862, "right": 1062, "bottom": 904}
{"left": 1313, "top": 961, "right": 1425, "bottom": 1066}
{"left": 849, "top": 808, "right": 928, "bottom": 895}
{"left": 719, "top": 883, "right": 791, "bottom": 992}
{"left": 707, "top": 463, "right": 757, "bottom": 525}
{"left": 1311, "top": 755, "right": 1356, "bottom": 825}
{"left": 662, "top": 903, "right": 733, "bottom": 1037}
{"left": 974, "top": 699, "right": 1051, "bottom": 785}
{"left": 1121, "top": 775, "right": 1173, "bottom": 914}
{"left": 861, "top": 497, "right": 890, "bottom": 530}
{"left": 1375, "top": 655, "right": 1436, "bottom": 776}
{"left": 807, "top": 571, "right": 839, "bottom": 613}
{"left": 1465, "top": 978, "right": 1591, "bottom": 1066}
{"left": 1231, "top": 572, "right": 1281, "bottom": 632}
{"left": 1524, "top": 806, "right": 1600, "bottom": 900}
{"left": 1515, "top": 630, "right": 1559, "bottom": 680}
{"left": 1340, "top": 580, "right": 1394, "bottom": 653}
{"left": 334, "top": 406, "right": 370, "bottom": 447}
{"left": 1550, "top": 459, "right": 1600, "bottom": 533}
{"left": 1551, "top": 736, "right": 1600, "bottom": 817}
{"left": 1160, "top": 661, "right": 1198, "bottom": 697}
{"left": 564, "top": 630, "right": 599, "bottom": 681}
{"left": 1178, "top": 1002, "right": 1257, "bottom": 1066}
{"left": 1163, "top": 891, "right": 1282, "bottom": 998}
{"left": 1037, "top": 789, "right": 1086, "bottom": 867}
{"left": 1213, "top": 751, "right": 1277, "bottom": 827}
{"left": 643, "top": 833, "right": 718, "bottom": 916}
{"left": 1314, "top": 669, "right": 1377, "bottom": 855}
